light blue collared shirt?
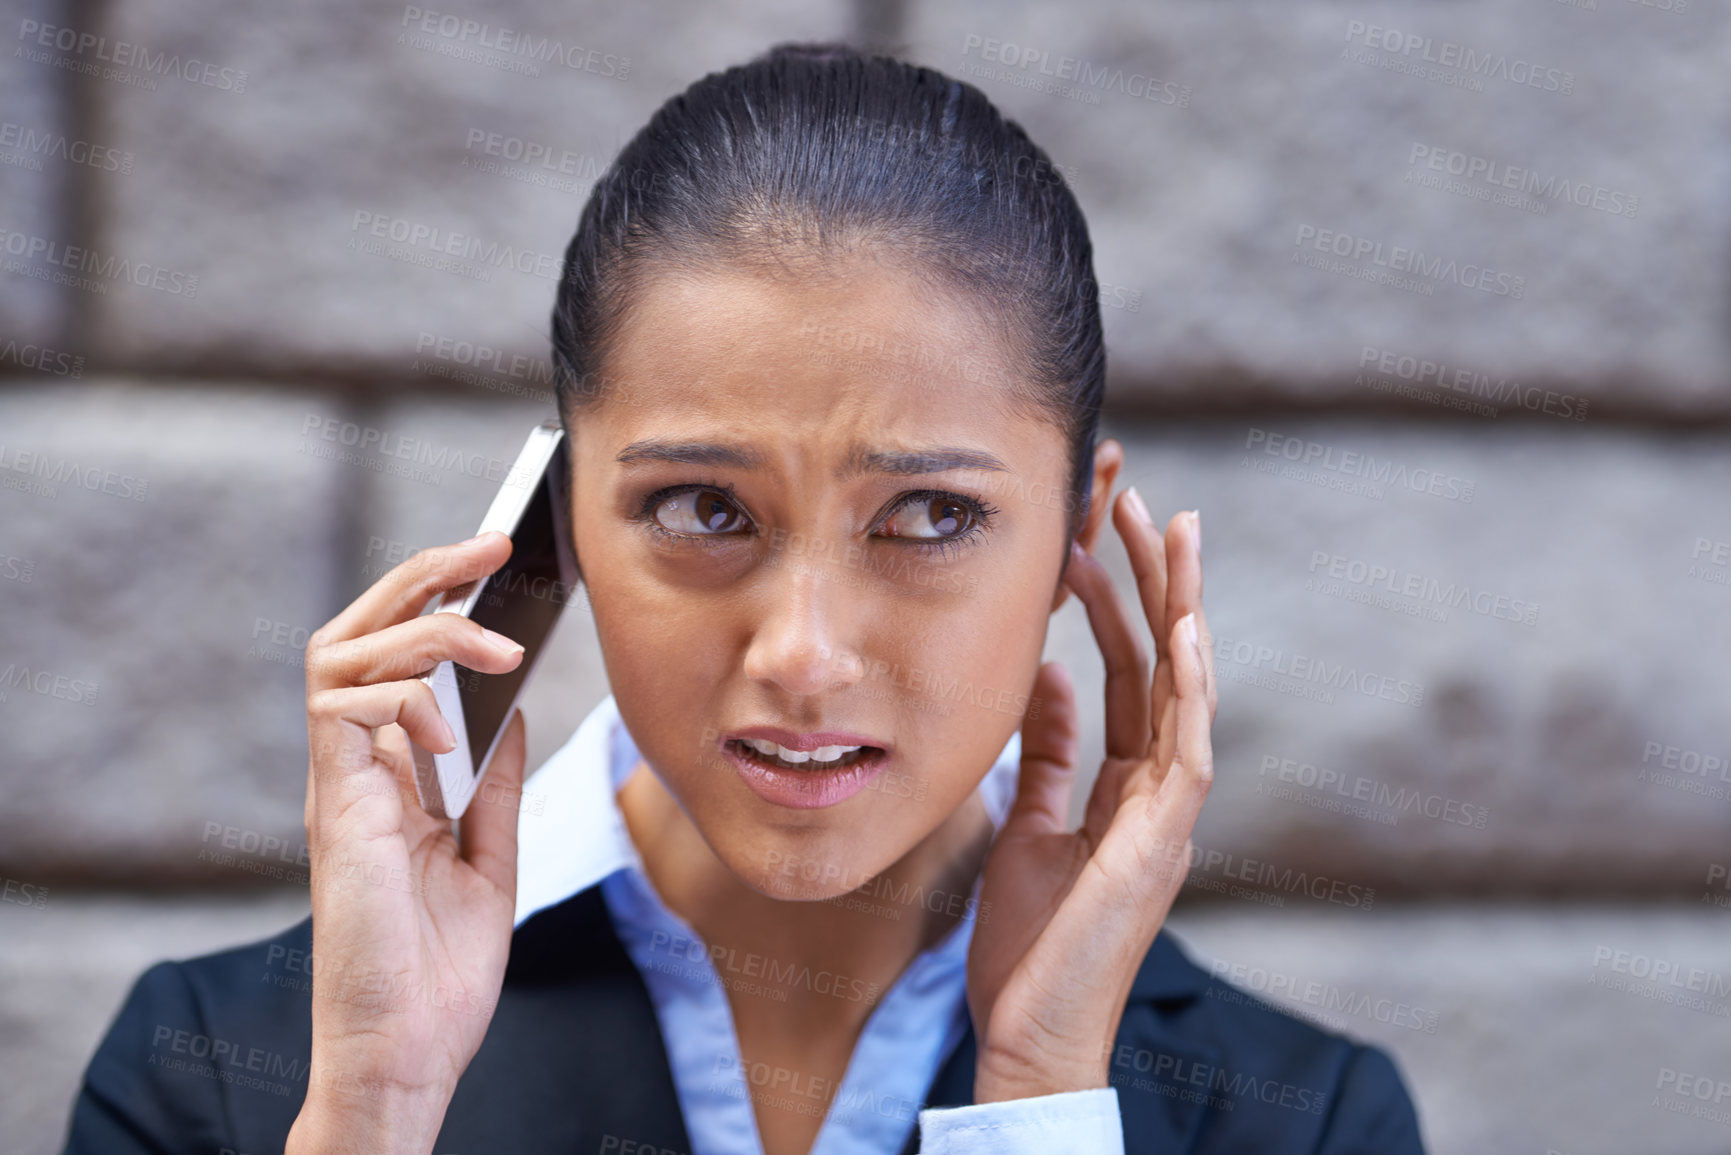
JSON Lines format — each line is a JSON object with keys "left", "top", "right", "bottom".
{"left": 512, "top": 695, "right": 1124, "bottom": 1155}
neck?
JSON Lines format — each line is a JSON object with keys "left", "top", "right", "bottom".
{"left": 617, "top": 759, "right": 996, "bottom": 1021}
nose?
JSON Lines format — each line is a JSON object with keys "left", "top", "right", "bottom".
{"left": 742, "top": 548, "right": 867, "bottom": 697}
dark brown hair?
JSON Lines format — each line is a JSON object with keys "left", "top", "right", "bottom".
{"left": 551, "top": 40, "right": 1105, "bottom": 538}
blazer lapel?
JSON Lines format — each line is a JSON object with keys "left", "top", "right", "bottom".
{"left": 1109, "top": 1005, "right": 1220, "bottom": 1154}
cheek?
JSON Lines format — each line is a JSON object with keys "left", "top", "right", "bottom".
{"left": 851, "top": 589, "right": 1051, "bottom": 816}
{"left": 585, "top": 543, "right": 728, "bottom": 679}
{"left": 901, "top": 575, "right": 1053, "bottom": 761}
{"left": 901, "top": 566, "right": 1052, "bottom": 689}
{"left": 586, "top": 586, "right": 737, "bottom": 793}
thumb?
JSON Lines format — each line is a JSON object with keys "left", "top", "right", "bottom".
{"left": 1002, "top": 660, "right": 1079, "bottom": 836}
{"left": 458, "top": 707, "right": 527, "bottom": 898}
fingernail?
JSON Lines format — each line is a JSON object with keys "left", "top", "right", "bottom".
{"left": 1124, "top": 486, "right": 1153, "bottom": 525}
{"left": 1187, "top": 509, "right": 1201, "bottom": 546}
{"left": 482, "top": 627, "right": 524, "bottom": 656}
{"left": 1178, "top": 613, "right": 1203, "bottom": 664}
{"left": 461, "top": 532, "right": 491, "bottom": 545}
{"left": 433, "top": 710, "right": 457, "bottom": 751}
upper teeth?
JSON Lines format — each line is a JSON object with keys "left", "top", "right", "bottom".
{"left": 744, "top": 738, "right": 862, "bottom": 764}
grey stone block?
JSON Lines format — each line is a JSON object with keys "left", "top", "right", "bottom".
{"left": 900, "top": 1, "right": 1731, "bottom": 416}
{"left": 0, "top": 380, "right": 346, "bottom": 883}
{"left": 1165, "top": 902, "right": 1731, "bottom": 1155}
{"left": 0, "top": 0, "right": 76, "bottom": 361}
{"left": 1039, "top": 416, "right": 1731, "bottom": 895}
{"left": 86, "top": 0, "right": 852, "bottom": 376}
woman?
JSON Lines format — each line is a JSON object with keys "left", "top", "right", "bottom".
{"left": 65, "top": 42, "right": 1424, "bottom": 1155}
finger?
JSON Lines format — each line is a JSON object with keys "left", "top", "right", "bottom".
{"left": 1163, "top": 511, "right": 1203, "bottom": 655}
{"left": 1083, "top": 753, "right": 1137, "bottom": 847}
{"left": 1149, "top": 659, "right": 1175, "bottom": 752}
{"left": 306, "top": 679, "right": 456, "bottom": 827}
{"left": 303, "top": 758, "right": 318, "bottom": 849}
{"left": 1146, "top": 632, "right": 1190, "bottom": 796}
{"left": 1003, "top": 661, "right": 1079, "bottom": 837}
{"left": 1115, "top": 487, "right": 1169, "bottom": 664}
{"left": 310, "top": 532, "right": 513, "bottom": 653}
{"left": 1192, "top": 604, "right": 1217, "bottom": 722}
{"left": 459, "top": 708, "right": 527, "bottom": 897}
{"left": 1154, "top": 612, "right": 1214, "bottom": 812}
{"left": 369, "top": 721, "right": 425, "bottom": 810}
{"left": 1117, "top": 489, "right": 1175, "bottom": 751}
{"left": 307, "top": 612, "right": 527, "bottom": 689}
{"left": 1095, "top": 612, "right": 1214, "bottom": 924}
{"left": 1061, "top": 539, "right": 1152, "bottom": 763}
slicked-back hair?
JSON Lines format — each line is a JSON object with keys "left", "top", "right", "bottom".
{"left": 551, "top": 40, "right": 1106, "bottom": 540}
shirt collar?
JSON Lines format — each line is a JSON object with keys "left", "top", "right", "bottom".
{"left": 514, "top": 695, "right": 1024, "bottom": 929}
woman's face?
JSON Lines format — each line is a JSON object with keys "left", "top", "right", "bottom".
{"left": 569, "top": 254, "right": 1082, "bottom": 900}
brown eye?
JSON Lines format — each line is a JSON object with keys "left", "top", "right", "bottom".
{"left": 654, "top": 488, "right": 749, "bottom": 535}
{"left": 881, "top": 495, "right": 974, "bottom": 540}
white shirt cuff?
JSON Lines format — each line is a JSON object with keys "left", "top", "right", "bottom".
{"left": 917, "top": 1086, "right": 1125, "bottom": 1155}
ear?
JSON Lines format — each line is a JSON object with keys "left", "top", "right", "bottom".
{"left": 1049, "top": 437, "right": 1124, "bottom": 614}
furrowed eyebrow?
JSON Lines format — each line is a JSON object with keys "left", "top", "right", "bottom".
{"left": 615, "top": 441, "right": 768, "bottom": 469}
{"left": 838, "top": 446, "right": 1010, "bottom": 480}
{"left": 615, "top": 440, "right": 1011, "bottom": 479}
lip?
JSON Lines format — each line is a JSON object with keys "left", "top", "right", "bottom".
{"left": 717, "top": 728, "right": 890, "bottom": 810}
{"left": 725, "top": 725, "right": 889, "bottom": 753}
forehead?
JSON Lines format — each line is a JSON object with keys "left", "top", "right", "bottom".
{"left": 588, "top": 256, "right": 1051, "bottom": 457}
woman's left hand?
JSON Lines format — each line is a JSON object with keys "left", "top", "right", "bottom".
{"left": 966, "top": 492, "right": 1217, "bottom": 1103}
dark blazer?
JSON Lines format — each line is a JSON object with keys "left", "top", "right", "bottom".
{"left": 64, "top": 884, "right": 1426, "bottom": 1154}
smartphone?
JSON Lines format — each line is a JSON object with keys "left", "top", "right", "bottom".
{"left": 409, "top": 419, "right": 578, "bottom": 820}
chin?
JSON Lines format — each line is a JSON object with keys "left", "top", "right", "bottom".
{"left": 721, "top": 827, "right": 895, "bottom": 904}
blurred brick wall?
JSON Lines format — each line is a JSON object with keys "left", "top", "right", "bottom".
{"left": 3, "top": 2, "right": 1729, "bottom": 1152}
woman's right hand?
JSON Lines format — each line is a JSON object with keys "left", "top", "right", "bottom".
{"left": 285, "top": 531, "right": 529, "bottom": 1155}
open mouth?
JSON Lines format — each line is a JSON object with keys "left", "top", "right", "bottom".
{"left": 719, "top": 732, "right": 891, "bottom": 809}
{"left": 725, "top": 737, "right": 884, "bottom": 772}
